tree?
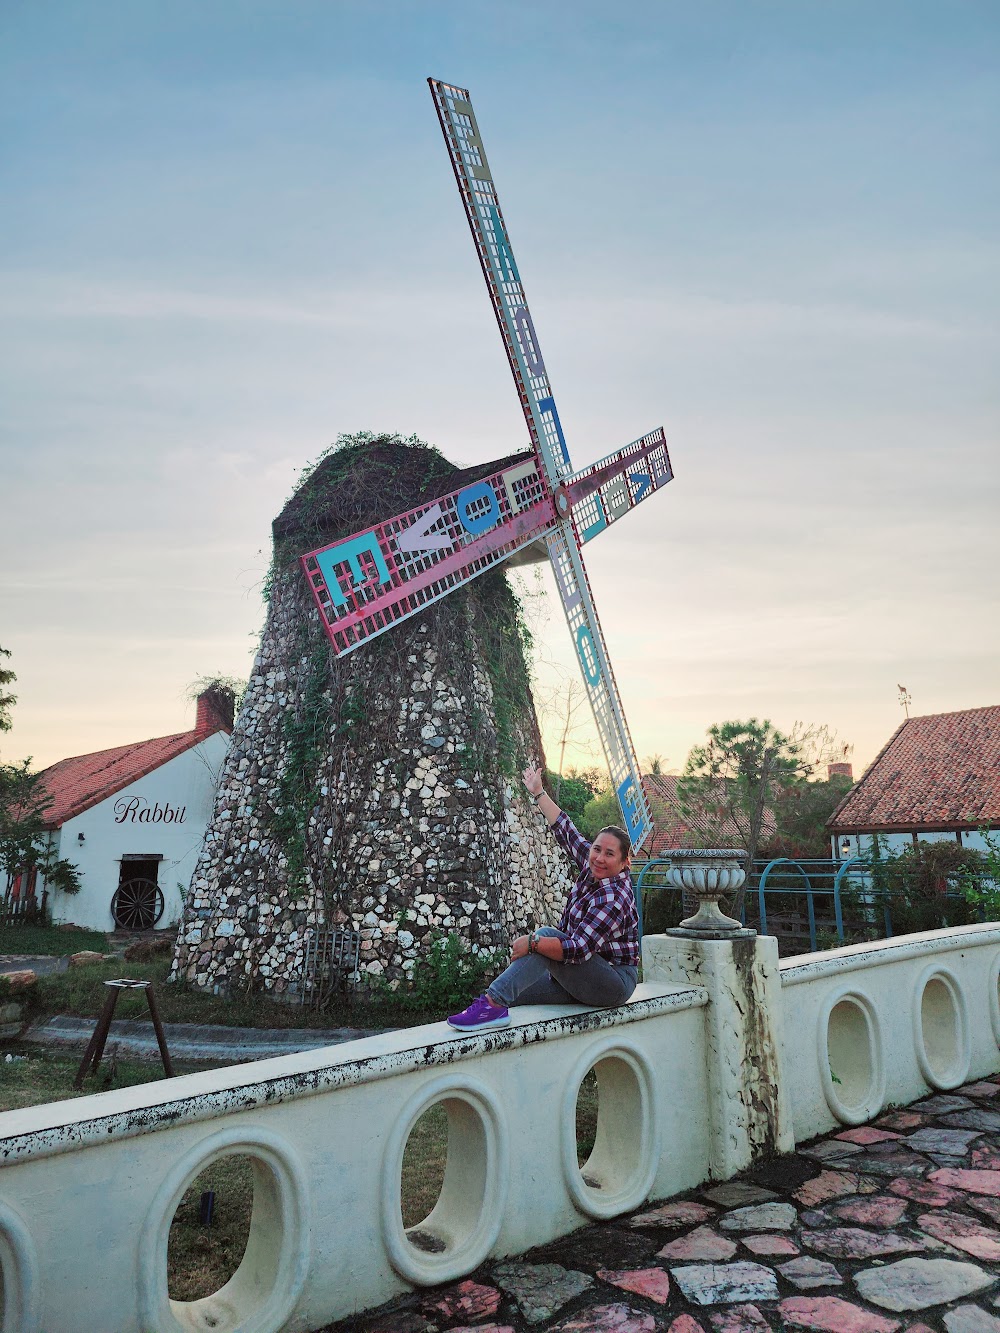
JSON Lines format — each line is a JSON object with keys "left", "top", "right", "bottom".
{"left": 580, "top": 785, "right": 620, "bottom": 840}
{"left": 677, "top": 719, "right": 849, "bottom": 907}
{"left": 0, "top": 759, "right": 81, "bottom": 903}
{"left": 0, "top": 655, "right": 81, "bottom": 909}
{"left": 0, "top": 645, "right": 15, "bottom": 735}
{"left": 761, "top": 772, "right": 854, "bottom": 860}
{"left": 535, "top": 678, "right": 604, "bottom": 804}
{"left": 547, "top": 767, "right": 601, "bottom": 829}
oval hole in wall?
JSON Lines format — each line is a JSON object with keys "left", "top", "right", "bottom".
{"left": 990, "top": 954, "right": 1000, "bottom": 1049}
{"left": 825, "top": 996, "right": 880, "bottom": 1122}
{"left": 140, "top": 1130, "right": 307, "bottom": 1333}
{"left": 381, "top": 1076, "right": 507, "bottom": 1285}
{"left": 917, "top": 972, "right": 969, "bottom": 1089}
{"left": 401, "top": 1096, "right": 491, "bottom": 1259}
{"left": 576, "top": 1068, "right": 599, "bottom": 1172}
{"left": 167, "top": 1155, "right": 254, "bottom": 1306}
{"left": 0, "top": 1201, "right": 41, "bottom": 1333}
{"left": 401, "top": 1102, "right": 448, "bottom": 1237}
{"left": 574, "top": 1055, "right": 645, "bottom": 1199}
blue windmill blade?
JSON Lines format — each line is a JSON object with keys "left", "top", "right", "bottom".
{"left": 545, "top": 528, "right": 653, "bottom": 849}
{"left": 430, "top": 76, "right": 655, "bottom": 849}
{"left": 429, "top": 78, "right": 572, "bottom": 486}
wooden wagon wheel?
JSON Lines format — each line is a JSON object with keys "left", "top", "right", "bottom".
{"left": 110, "top": 878, "right": 164, "bottom": 930}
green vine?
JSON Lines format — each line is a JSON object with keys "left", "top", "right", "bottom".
{"left": 268, "top": 636, "right": 334, "bottom": 887}
{"left": 465, "top": 572, "right": 535, "bottom": 777}
{"left": 263, "top": 431, "right": 455, "bottom": 603}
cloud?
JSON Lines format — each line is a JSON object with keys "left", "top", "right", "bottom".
{"left": 0, "top": 269, "right": 984, "bottom": 345}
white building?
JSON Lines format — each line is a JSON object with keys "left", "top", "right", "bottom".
{"left": 34, "top": 692, "right": 231, "bottom": 932}
{"left": 828, "top": 705, "right": 1000, "bottom": 859}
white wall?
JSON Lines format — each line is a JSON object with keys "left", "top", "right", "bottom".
{"left": 0, "top": 984, "right": 710, "bottom": 1333}
{"left": 44, "top": 733, "right": 229, "bottom": 933}
{"left": 961, "top": 829, "right": 998, "bottom": 855}
{"left": 779, "top": 925, "right": 1000, "bottom": 1140}
{"left": 2, "top": 923, "right": 999, "bottom": 1333}
{"left": 833, "top": 828, "right": 999, "bottom": 859}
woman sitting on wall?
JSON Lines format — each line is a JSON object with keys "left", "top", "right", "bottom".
{"left": 447, "top": 765, "right": 639, "bottom": 1032}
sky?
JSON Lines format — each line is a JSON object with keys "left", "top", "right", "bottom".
{"left": 1, "top": 0, "right": 998, "bottom": 782}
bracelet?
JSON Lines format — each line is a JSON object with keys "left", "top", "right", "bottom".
{"left": 528, "top": 931, "right": 537, "bottom": 953}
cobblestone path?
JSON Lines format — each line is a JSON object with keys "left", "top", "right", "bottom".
{"left": 329, "top": 1077, "right": 1000, "bottom": 1333}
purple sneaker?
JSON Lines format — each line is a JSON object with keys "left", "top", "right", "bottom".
{"left": 447, "top": 995, "right": 510, "bottom": 1032}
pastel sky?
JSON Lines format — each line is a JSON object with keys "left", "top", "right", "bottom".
{"left": 2, "top": 0, "right": 998, "bottom": 780}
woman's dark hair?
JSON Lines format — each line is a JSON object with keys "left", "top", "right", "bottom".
{"left": 597, "top": 825, "right": 632, "bottom": 864}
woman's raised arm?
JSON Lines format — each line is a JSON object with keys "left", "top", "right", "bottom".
{"left": 522, "top": 765, "right": 561, "bottom": 827}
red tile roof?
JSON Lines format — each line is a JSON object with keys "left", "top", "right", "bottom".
{"left": 827, "top": 705, "right": 1000, "bottom": 833}
{"left": 642, "top": 773, "right": 774, "bottom": 856}
{"left": 37, "top": 703, "right": 230, "bottom": 829}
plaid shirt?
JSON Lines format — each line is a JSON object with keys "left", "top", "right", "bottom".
{"left": 551, "top": 812, "right": 640, "bottom": 966}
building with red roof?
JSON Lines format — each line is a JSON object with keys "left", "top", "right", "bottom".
{"left": 827, "top": 705, "right": 1000, "bottom": 859}
{"left": 31, "top": 691, "right": 231, "bottom": 932}
{"left": 642, "top": 772, "right": 775, "bottom": 858}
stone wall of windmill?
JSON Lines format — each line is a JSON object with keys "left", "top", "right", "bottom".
{"left": 170, "top": 436, "right": 573, "bottom": 997}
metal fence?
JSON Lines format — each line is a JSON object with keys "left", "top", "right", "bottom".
{"left": 634, "top": 856, "right": 992, "bottom": 954}
{"left": 299, "top": 926, "right": 362, "bottom": 1008}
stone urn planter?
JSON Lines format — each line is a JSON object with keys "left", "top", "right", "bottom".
{"left": 666, "top": 849, "right": 747, "bottom": 936}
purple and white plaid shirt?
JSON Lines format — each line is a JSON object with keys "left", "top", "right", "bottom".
{"left": 551, "top": 812, "right": 639, "bottom": 966}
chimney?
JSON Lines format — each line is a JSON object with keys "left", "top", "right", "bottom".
{"left": 195, "top": 689, "right": 232, "bottom": 737}
{"left": 828, "top": 762, "right": 853, "bottom": 781}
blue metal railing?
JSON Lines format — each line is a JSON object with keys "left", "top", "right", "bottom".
{"left": 633, "top": 856, "right": 983, "bottom": 952}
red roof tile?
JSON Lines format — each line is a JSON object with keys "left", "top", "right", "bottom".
{"left": 642, "top": 773, "right": 774, "bottom": 856}
{"left": 827, "top": 705, "right": 1000, "bottom": 833}
{"left": 37, "top": 715, "right": 230, "bottom": 829}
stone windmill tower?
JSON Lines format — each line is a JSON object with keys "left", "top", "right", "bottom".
{"left": 170, "top": 434, "right": 570, "bottom": 998}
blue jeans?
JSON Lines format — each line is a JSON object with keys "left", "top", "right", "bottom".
{"left": 487, "top": 928, "right": 638, "bottom": 1009}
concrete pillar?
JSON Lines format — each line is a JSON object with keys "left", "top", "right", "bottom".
{"left": 642, "top": 929, "right": 795, "bottom": 1178}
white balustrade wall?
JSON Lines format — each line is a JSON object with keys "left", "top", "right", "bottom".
{"left": 778, "top": 926, "right": 1000, "bottom": 1139}
{"left": 2, "top": 922, "right": 999, "bottom": 1333}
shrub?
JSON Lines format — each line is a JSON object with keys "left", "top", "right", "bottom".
{"left": 868, "top": 839, "right": 988, "bottom": 934}
{"left": 388, "top": 932, "right": 505, "bottom": 1014}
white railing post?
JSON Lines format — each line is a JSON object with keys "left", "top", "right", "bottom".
{"left": 642, "top": 849, "right": 795, "bottom": 1178}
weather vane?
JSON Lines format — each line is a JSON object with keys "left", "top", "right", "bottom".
{"left": 300, "top": 79, "right": 675, "bottom": 848}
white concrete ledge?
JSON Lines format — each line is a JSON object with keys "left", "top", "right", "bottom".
{"left": 0, "top": 981, "right": 702, "bottom": 1165}
{"left": 779, "top": 921, "right": 1000, "bottom": 987}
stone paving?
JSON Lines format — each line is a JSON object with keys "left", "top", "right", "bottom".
{"left": 330, "top": 1077, "right": 1000, "bottom": 1333}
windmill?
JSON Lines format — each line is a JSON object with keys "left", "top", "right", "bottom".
{"left": 300, "top": 79, "right": 674, "bottom": 849}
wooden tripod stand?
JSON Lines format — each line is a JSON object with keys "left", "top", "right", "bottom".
{"left": 73, "top": 978, "right": 174, "bottom": 1089}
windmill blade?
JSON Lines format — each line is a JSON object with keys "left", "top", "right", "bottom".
{"left": 302, "top": 455, "right": 555, "bottom": 657}
{"left": 431, "top": 76, "right": 655, "bottom": 847}
{"left": 429, "top": 77, "right": 571, "bottom": 486}
{"left": 545, "top": 527, "right": 653, "bottom": 849}
{"left": 557, "top": 428, "right": 674, "bottom": 544}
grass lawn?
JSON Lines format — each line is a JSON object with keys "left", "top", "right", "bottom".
{"left": 1, "top": 922, "right": 490, "bottom": 1032}
{"left": 0, "top": 1046, "right": 175, "bottom": 1111}
{"left": 0, "top": 923, "right": 111, "bottom": 957}
{"left": 21, "top": 954, "right": 440, "bottom": 1031}
{"left": 401, "top": 1103, "right": 449, "bottom": 1229}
